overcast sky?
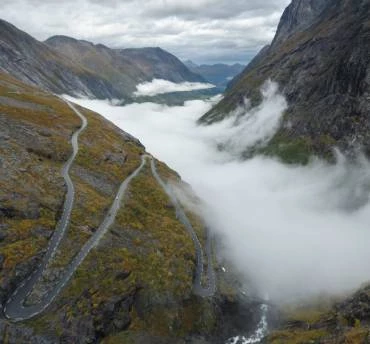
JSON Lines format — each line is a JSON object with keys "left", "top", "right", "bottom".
{"left": 0, "top": 0, "right": 291, "bottom": 64}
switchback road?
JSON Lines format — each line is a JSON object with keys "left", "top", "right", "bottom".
{"left": 3, "top": 101, "right": 215, "bottom": 322}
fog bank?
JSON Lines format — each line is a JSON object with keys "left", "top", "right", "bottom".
{"left": 134, "top": 78, "right": 215, "bottom": 97}
{"left": 67, "top": 86, "right": 370, "bottom": 302}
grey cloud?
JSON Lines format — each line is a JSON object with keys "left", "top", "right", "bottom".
{"left": 142, "top": 0, "right": 288, "bottom": 19}
{"left": 0, "top": 0, "right": 291, "bottom": 64}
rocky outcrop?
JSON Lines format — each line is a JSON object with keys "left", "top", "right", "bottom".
{"left": 267, "top": 284, "right": 370, "bottom": 343}
{"left": 200, "top": 0, "right": 370, "bottom": 162}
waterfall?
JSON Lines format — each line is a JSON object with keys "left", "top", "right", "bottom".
{"left": 226, "top": 303, "right": 269, "bottom": 344}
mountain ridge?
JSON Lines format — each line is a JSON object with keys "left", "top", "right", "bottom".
{"left": 45, "top": 35, "right": 206, "bottom": 86}
{"left": 0, "top": 18, "right": 205, "bottom": 101}
{"left": 0, "top": 19, "right": 118, "bottom": 99}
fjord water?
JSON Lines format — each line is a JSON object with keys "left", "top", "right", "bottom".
{"left": 68, "top": 84, "right": 370, "bottom": 337}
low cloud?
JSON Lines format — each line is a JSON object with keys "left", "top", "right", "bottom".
{"left": 134, "top": 79, "right": 215, "bottom": 97}
{"left": 65, "top": 84, "right": 370, "bottom": 303}
{"left": 211, "top": 80, "right": 287, "bottom": 156}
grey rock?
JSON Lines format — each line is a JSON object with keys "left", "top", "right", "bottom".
{"left": 60, "top": 316, "right": 96, "bottom": 344}
{"left": 115, "top": 270, "right": 131, "bottom": 280}
{"left": 13, "top": 255, "right": 42, "bottom": 285}
{"left": 94, "top": 290, "right": 138, "bottom": 337}
{"left": 31, "top": 226, "right": 52, "bottom": 239}
{"left": 0, "top": 254, "right": 4, "bottom": 269}
{"left": 0, "top": 95, "right": 48, "bottom": 111}
{"left": 0, "top": 320, "right": 56, "bottom": 344}
{"left": 0, "top": 224, "right": 8, "bottom": 242}
{"left": 0, "top": 230, "right": 7, "bottom": 242}
{"left": 271, "top": 0, "right": 330, "bottom": 47}
{"left": 103, "top": 152, "right": 127, "bottom": 165}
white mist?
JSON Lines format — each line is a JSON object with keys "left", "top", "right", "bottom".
{"left": 66, "top": 82, "right": 370, "bottom": 303}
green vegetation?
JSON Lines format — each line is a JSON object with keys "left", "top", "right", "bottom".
{"left": 30, "top": 162, "right": 215, "bottom": 339}
{"left": 268, "top": 329, "right": 329, "bottom": 344}
{"left": 258, "top": 133, "right": 314, "bottom": 165}
{"left": 343, "top": 327, "right": 369, "bottom": 343}
{"left": 1, "top": 70, "right": 216, "bottom": 340}
{"left": 36, "top": 103, "right": 146, "bottom": 272}
{"left": 253, "top": 130, "right": 337, "bottom": 165}
{"left": 0, "top": 72, "right": 77, "bottom": 285}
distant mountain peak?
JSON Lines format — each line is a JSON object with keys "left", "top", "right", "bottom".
{"left": 46, "top": 35, "right": 79, "bottom": 43}
{"left": 185, "top": 61, "right": 245, "bottom": 88}
{"left": 45, "top": 35, "right": 105, "bottom": 49}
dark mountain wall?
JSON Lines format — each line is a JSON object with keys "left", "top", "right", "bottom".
{"left": 200, "top": 0, "right": 370, "bottom": 162}
{"left": 271, "top": 0, "right": 330, "bottom": 47}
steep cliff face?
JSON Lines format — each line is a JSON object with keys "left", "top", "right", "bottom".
{"left": 271, "top": 0, "right": 330, "bottom": 47}
{"left": 200, "top": 0, "right": 370, "bottom": 163}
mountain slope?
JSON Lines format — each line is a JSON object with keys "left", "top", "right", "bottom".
{"left": 184, "top": 61, "right": 245, "bottom": 88}
{"left": 119, "top": 47, "right": 206, "bottom": 83}
{"left": 0, "top": 19, "right": 205, "bottom": 101}
{"left": 200, "top": 0, "right": 370, "bottom": 163}
{"left": 45, "top": 36, "right": 205, "bottom": 97}
{"left": 44, "top": 35, "right": 149, "bottom": 97}
{"left": 0, "top": 19, "right": 119, "bottom": 99}
{"left": 0, "top": 71, "right": 260, "bottom": 343}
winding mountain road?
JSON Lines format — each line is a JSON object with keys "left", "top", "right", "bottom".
{"left": 150, "top": 159, "right": 216, "bottom": 297}
{"left": 3, "top": 100, "right": 148, "bottom": 321}
{"left": 3, "top": 100, "right": 87, "bottom": 321}
{"left": 3, "top": 100, "right": 215, "bottom": 322}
